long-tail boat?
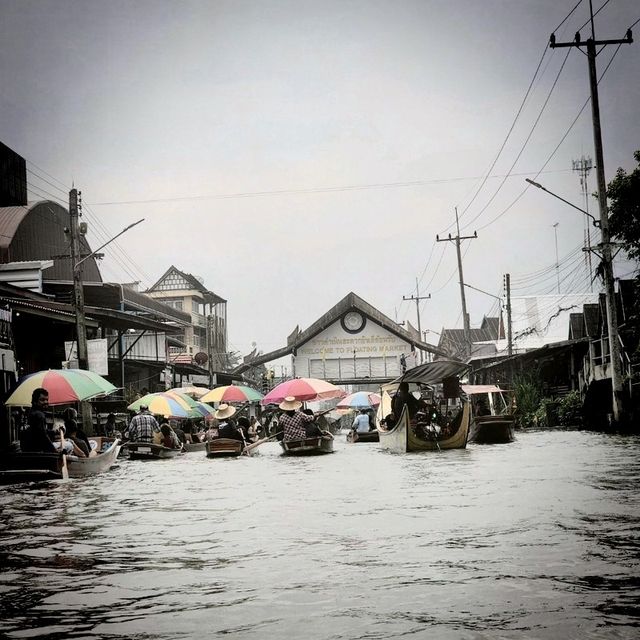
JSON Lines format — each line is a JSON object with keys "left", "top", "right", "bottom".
{"left": 462, "top": 385, "right": 515, "bottom": 444}
{"left": 280, "top": 436, "right": 334, "bottom": 455}
{"left": 66, "top": 436, "right": 121, "bottom": 476}
{"left": 206, "top": 438, "right": 246, "bottom": 458}
{"left": 125, "top": 442, "right": 182, "bottom": 459}
{"left": 378, "top": 359, "right": 470, "bottom": 453}
{"left": 346, "top": 429, "right": 380, "bottom": 443}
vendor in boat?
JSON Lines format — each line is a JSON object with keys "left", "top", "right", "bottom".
{"left": 159, "top": 423, "right": 182, "bottom": 449}
{"left": 20, "top": 388, "right": 57, "bottom": 454}
{"left": 300, "top": 408, "right": 331, "bottom": 439}
{"left": 278, "top": 397, "right": 316, "bottom": 441}
{"left": 214, "top": 404, "right": 246, "bottom": 446}
{"left": 63, "top": 419, "right": 91, "bottom": 457}
{"left": 63, "top": 407, "right": 92, "bottom": 454}
{"left": 126, "top": 405, "right": 160, "bottom": 443}
{"left": 392, "top": 382, "right": 428, "bottom": 420}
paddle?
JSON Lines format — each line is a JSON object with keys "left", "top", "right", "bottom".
{"left": 244, "top": 431, "right": 283, "bottom": 453}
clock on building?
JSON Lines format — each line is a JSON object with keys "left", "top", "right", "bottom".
{"left": 341, "top": 310, "right": 366, "bottom": 334}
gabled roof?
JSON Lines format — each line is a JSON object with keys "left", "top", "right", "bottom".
{"left": 232, "top": 291, "right": 446, "bottom": 374}
{"left": 437, "top": 328, "right": 495, "bottom": 360}
{"left": 147, "top": 265, "right": 226, "bottom": 304}
{"left": 479, "top": 316, "right": 503, "bottom": 340}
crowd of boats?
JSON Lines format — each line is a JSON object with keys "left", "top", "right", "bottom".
{"left": 0, "top": 359, "right": 516, "bottom": 485}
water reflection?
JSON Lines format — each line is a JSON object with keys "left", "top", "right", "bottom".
{"left": 0, "top": 431, "right": 638, "bottom": 639}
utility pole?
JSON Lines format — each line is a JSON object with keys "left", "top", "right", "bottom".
{"left": 403, "top": 278, "right": 430, "bottom": 364}
{"left": 437, "top": 207, "right": 477, "bottom": 357}
{"left": 69, "top": 188, "right": 89, "bottom": 370}
{"left": 550, "top": 3, "right": 632, "bottom": 423}
{"left": 552, "top": 222, "right": 560, "bottom": 293}
{"left": 504, "top": 274, "right": 513, "bottom": 357}
{"left": 572, "top": 155, "right": 595, "bottom": 291}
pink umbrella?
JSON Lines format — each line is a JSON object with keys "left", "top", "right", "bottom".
{"left": 261, "top": 377, "right": 346, "bottom": 405}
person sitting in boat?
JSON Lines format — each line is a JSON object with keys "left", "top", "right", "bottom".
{"left": 170, "top": 420, "right": 187, "bottom": 446}
{"left": 63, "top": 419, "right": 91, "bottom": 457}
{"left": 380, "top": 412, "right": 396, "bottom": 430}
{"left": 299, "top": 408, "right": 333, "bottom": 439}
{"left": 392, "top": 382, "right": 428, "bottom": 421}
{"left": 351, "top": 409, "right": 371, "bottom": 434}
{"left": 236, "top": 416, "right": 254, "bottom": 443}
{"left": 20, "top": 388, "right": 57, "bottom": 454}
{"left": 126, "top": 405, "right": 160, "bottom": 443}
{"left": 159, "top": 423, "right": 182, "bottom": 449}
{"left": 63, "top": 407, "right": 92, "bottom": 454}
{"left": 204, "top": 419, "right": 219, "bottom": 441}
{"left": 214, "top": 404, "right": 246, "bottom": 446}
{"left": 278, "top": 397, "right": 316, "bottom": 441}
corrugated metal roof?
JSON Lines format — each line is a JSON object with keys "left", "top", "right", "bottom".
{"left": 0, "top": 205, "right": 30, "bottom": 249}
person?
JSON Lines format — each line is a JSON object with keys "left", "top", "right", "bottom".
{"left": 126, "top": 405, "right": 160, "bottom": 443}
{"left": 63, "top": 407, "right": 91, "bottom": 454}
{"left": 237, "top": 416, "right": 257, "bottom": 443}
{"left": 475, "top": 399, "right": 491, "bottom": 416}
{"left": 392, "top": 382, "right": 427, "bottom": 420}
{"left": 48, "top": 420, "right": 78, "bottom": 455}
{"left": 20, "top": 388, "right": 57, "bottom": 453}
{"left": 170, "top": 420, "right": 187, "bottom": 446}
{"left": 159, "top": 423, "right": 181, "bottom": 449}
{"left": 204, "top": 419, "right": 219, "bottom": 441}
{"left": 300, "top": 408, "right": 328, "bottom": 438}
{"left": 351, "top": 409, "right": 371, "bottom": 433}
{"left": 64, "top": 419, "right": 91, "bottom": 457}
{"left": 400, "top": 353, "right": 407, "bottom": 373}
{"left": 381, "top": 412, "right": 397, "bottom": 430}
{"left": 249, "top": 415, "right": 262, "bottom": 438}
{"left": 214, "top": 404, "right": 245, "bottom": 446}
{"left": 278, "top": 397, "right": 316, "bottom": 441}
{"left": 104, "top": 413, "right": 117, "bottom": 436}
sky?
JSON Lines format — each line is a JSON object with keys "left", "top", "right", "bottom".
{"left": 1, "top": 0, "right": 639, "bottom": 365}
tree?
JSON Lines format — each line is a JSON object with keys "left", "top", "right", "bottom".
{"left": 607, "top": 150, "right": 640, "bottom": 266}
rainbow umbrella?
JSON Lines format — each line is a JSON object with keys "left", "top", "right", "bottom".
{"left": 5, "top": 369, "right": 117, "bottom": 406}
{"left": 336, "top": 391, "right": 381, "bottom": 410}
{"left": 261, "top": 378, "right": 345, "bottom": 405}
{"left": 127, "top": 392, "right": 199, "bottom": 419}
{"left": 200, "top": 385, "right": 264, "bottom": 404}
{"left": 169, "top": 386, "right": 210, "bottom": 399}
{"left": 194, "top": 401, "right": 216, "bottom": 417}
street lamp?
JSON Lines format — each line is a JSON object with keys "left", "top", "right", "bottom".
{"left": 525, "top": 178, "right": 600, "bottom": 227}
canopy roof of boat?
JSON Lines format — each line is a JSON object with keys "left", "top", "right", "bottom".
{"left": 392, "top": 358, "right": 469, "bottom": 386}
{"left": 461, "top": 384, "right": 504, "bottom": 395}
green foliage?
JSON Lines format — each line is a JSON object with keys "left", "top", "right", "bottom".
{"left": 557, "top": 390, "right": 583, "bottom": 427}
{"left": 607, "top": 150, "right": 640, "bottom": 266}
{"left": 512, "top": 368, "right": 543, "bottom": 427}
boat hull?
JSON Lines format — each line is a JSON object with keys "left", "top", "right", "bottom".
{"left": 66, "top": 437, "right": 121, "bottom": 477}
{"left": 183, "top": 441, "right": 207, "bottom": 453}
{"left": 0, "top": 451, "right": 67, "bottom": 484}
{"left": 378, "top": 402, "right": 470, "bottom": 453}
{"left": 280, "top": 436, "right": 334, "bottom": 455}
{"left": 126, "top": 442, "right": 182, "bottom": 459}
{"left": 206, "top": 438, "right": 245, "bottom": 458}
{"left": 468, "top": 415, "right": 515, "bottom": 444}
{"left": 346, "top": 430, "right": 380, "bottom": 443}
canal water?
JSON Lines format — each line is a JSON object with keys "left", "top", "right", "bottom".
{"left": 0, "top": 429, "right": 638, "bottom": 639}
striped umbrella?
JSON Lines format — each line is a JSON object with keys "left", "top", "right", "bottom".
{"left": 194, "top": 401, "right": 216, "bottom": 417}
{"left": 261, "top": 378, "right": 345, "bottom": 405}
{"left": 336, "top": 391, "right": 382, "bottom": 410}
{"left": 200, "top": 385, "right": 264, "bottom": 404}
{"left": 5, "top": 369, "right": 117, "bottom": 406}
{"left": 127, "top": 392, "right": 199, "bottom": 419}
{"left": 169, "top": 386, "right": 210, "bottom": 399}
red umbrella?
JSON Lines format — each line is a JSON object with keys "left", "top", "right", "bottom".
{"left": 261, "top": 378, "right": 345, "bottom": 405}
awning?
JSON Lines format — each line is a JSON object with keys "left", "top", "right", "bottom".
{"left": 393, "top": 358, "right": 469, "bottom": 385}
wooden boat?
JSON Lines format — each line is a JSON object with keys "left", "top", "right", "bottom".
{"left": 280, "top": 436, "right": 334, "bottom": 456}
{"left": 206, "top": 438, "right": 246, "bottom": 458}
{"left": 0, "top": 451, "right": 67, "bottom": 484}
{"left": 378, "top": 358, "right": 471, "bottom": 453}
{"left": 183, "top": 440, "right": 207, "bottom": 453}
{"left": 462, "top": 384, "right": 515, "bottom": 444}
{"left": 125, "top": 441, "right": 182, "bottom": 460}
{"left": 346, "top": 429, "right": 380, "bottom": 443}
{"left": 66, "top": 437, "right": 121, "bottom": 477}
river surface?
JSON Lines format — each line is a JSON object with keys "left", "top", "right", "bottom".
{"left": 0, "top": 429, "right": 638, "bottom": 639}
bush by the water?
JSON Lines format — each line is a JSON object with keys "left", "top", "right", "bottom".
{"left": 557, "top": 390, "right": 583, "bottom": 426}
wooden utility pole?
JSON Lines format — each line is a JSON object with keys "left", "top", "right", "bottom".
{"left": 550, "top": 3, "right": 633, "bottom": 423}
{"left": 69, "top": 188, "right": 89, "bottom": 370}
{"left": 437, "top": 207, "right": 477, "bottom": 356}
{"left": 403, "top": 278, "right": 430, "bottom": 364}
{"left": 504, "top": 273, "right": 512, "bottom": 357}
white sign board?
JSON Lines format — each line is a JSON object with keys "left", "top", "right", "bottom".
{"left": 64, "top": 338, "right": 109, "bottom": 375}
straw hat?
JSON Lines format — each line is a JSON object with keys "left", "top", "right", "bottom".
{"left": 214, "top": 403, "right": 236, "bottom": 420}
{"left": 279, "top": 396, "right": 302, "bottom": 411}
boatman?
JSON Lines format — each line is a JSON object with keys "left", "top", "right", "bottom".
{"left": 20, "top": 387, "right": 57, "bottom": 453}
{"left": 126, "top": 405, "right": 160, "bottom": 443}
{"left": 351, "top": 408, "right": 371, "bottom": 433}
{"left": 278, "top": 397, "right": 315, "bottom": 441}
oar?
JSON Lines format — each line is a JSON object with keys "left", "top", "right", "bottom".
{"left": 244, "top": 431, "right": 283, "bottom": 453}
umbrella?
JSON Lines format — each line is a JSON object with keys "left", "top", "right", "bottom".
{"left": 194, "top": 401, "right": 216, "bottom": 417}
{"left": 336, "top": 391, "right": 381, "bottom": 410}
{"left": 261, "top": 378, "right": 346, "bottom": 405}
{"left": 200, "top": 385, "right": 264, "bottom": 404}
{"left": 166, "top": 391, "right": 215, "bottom": 418}
{"left": 5, "top": 369, "right": 117, "bottom": 406}
{"left": 127, "top": 392, "right": 200, "bottom": 419}
{"left": 169, "top": 386, "right": 210, "bottom": 399}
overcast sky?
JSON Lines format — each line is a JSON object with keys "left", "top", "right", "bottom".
{"left": 1, "top": 0, "right": 638, "bottom": 363}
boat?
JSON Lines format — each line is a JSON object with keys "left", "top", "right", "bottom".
{"left": 346, "top": 429, "right": 380, "bottom": 443}
{"left": 462, "top": 385, "right": 515, "bottom": 444}
{"left": 280, "top": 436, "right": 334, "bottom": 455}
{"left": 183, "top": 440, "right": 207, "bottom": 453}
{"left": 0, "top": 451, "right": 67, "bottom": 484}
{"left": 205, "top": 438, "right": 246, "bottom": 458}
{"left": 378, "top": 359, "right": 471, "bottom": 453}
{"left": 125, "top": 442, "right": 182, "bottom": 459}
{"left": 66, "top": 436, "right": 122, "bottom": 477}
